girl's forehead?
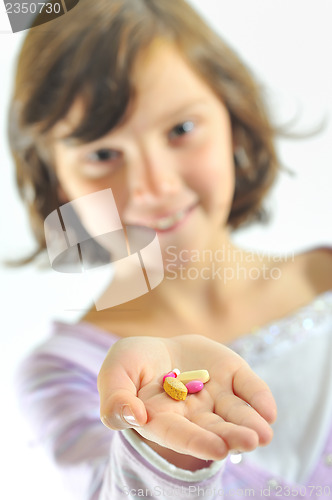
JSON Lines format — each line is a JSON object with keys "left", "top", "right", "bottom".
{"left": 132, "top": 41, "right": 205, "bottom": 98}
{"left": 54, "top": 42, "right": 219, "bottom": 140}
{"left": 116, "top": 43, "right": 220, "bottom": 128}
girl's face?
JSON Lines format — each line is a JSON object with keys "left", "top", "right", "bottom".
{"left": 51, "top": 41, "right": 235, "bottom": 258}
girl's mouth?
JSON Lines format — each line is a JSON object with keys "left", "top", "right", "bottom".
{"left": 151, "top": 203, "right": 198, "bottom": 233}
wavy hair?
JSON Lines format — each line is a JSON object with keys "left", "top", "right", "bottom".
{"left": 8, "top": 0, "right": 280, "bottom": 263}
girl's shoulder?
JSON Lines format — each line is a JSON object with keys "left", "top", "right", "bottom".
{"left": 296, "top": 246, "right": 332, "bottom": 296}
{"left": 253, "top": 246, "right": 332, "bottom": 328}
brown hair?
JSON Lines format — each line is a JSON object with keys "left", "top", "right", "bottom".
{"left": 8, "top": 0, "right": 280, "bottom": 264}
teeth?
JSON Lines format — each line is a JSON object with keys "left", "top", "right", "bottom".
{"left": 154, "top": 209, "right": 186, "bottom": 230}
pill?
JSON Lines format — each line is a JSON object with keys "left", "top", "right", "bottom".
{"left": 162, "top": 371, "right": 177, "bottom": 383}
{"left": 177, "top": 370, "right": 210, "bottom": 385}
{"left": 163, "top": 377, "right": 188, "bottom": 401}
{"left": 185, "top": 380, "right": 204, "bottom": 393}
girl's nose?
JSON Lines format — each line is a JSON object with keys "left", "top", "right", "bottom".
{"left": 128, "top": 147, "right": 181, "bottom": 202}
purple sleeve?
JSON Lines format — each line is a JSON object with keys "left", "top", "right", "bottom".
{"left": 15, "top": 322, "right": 226, "bottom": 499}
{"left": 100, "top": 431, "right": 225, "bottom": 499}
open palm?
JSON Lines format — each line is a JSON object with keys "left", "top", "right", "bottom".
{"left": 98, "top": 335, "right": 276, "bottom": 461}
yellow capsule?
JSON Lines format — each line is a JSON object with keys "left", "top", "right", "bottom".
{"left": 163, "top": 377, "right": 188, "bottom": 401}
{"left": 177, "top": 370, "right": 210, "bottom": 385}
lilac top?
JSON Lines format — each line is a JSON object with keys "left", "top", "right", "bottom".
{"left": 16, "top": 291, "right": 332, "bottom": 499}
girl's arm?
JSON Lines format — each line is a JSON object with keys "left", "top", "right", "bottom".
{"left": 14, "top": 330, "right": 225, "bottom": 499}
{"left": 16, "top": 330, "right": 276, "bottom": 499}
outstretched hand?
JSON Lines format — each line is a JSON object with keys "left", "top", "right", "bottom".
{"left": 98, "top": 335, "right": 277, "bottom": 461}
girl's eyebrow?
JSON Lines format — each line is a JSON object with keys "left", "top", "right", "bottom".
{"left": 59, "top": 99, "right": 208, "bottom": 146}
{"left": 154, "top": 98, "right": 208, "bottom": 127}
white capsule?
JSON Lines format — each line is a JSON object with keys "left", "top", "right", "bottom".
{"left": 177, "top": 369, "right": 210, "bottom": 385}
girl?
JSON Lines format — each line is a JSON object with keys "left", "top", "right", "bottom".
{"left": 10, "top": 0, "right": 332, "bottom": 498}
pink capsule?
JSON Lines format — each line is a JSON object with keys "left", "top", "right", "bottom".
{"left": 162, "top": 371, "right": 177, "bottom": 383}
{"left": 185, "top": 380, "right": 204, "bottom": 394}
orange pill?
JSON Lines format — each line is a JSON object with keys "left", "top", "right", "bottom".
{"left": 163, "top": 377, "right": 188, "bottom": 401}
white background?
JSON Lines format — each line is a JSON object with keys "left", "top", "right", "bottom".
{"left": 1, "top": 0, "right": 332, "bottom": 498}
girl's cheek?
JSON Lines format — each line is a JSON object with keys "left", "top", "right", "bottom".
{"left": 184, "top": 141, "right": 234, "bottom": 190}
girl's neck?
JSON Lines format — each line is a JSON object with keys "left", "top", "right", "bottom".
{"left": 81, "top": 246, "right": 332, "bottom": 342}
{"left": 82, "top": 235, "right": 277, "bottom": 338}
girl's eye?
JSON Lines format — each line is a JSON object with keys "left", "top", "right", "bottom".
{"left": 82, "top": 148, "right": 123, "bottom": 179}
{"left": 169, "top": 121, "right": 195, "bottom": 141}
{"left": 87, "top": 149, "right": 121, "bottom": 162}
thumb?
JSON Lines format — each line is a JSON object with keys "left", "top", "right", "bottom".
{"left": 101, "top": 389, "right": 147, "bottom": 430}
{"left": 97, "top": 362, "right": 148, "bottom": 431}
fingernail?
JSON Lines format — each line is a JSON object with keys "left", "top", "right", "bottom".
{"left": 121, "top": 405, "right": 140, "bottom": 427}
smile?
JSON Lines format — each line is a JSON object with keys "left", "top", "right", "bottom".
{"left": 150, "top": 204, "right": 197, "bottom": 232}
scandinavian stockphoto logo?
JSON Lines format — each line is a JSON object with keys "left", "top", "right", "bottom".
{"left": 44, "top": 188, "right": 164, "bottom": 310}
{"left": 1, "top": 0, "right": 80, "bottom": 33}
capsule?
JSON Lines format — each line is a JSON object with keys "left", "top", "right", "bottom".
{"left": 185, "top": 380, "right": 204, "bottom": 394}
{"left": 162, "top": 371, "right": 177, "bottom": 383}
{"left": 177, "top": 370, "right": 210, "bottom": 385}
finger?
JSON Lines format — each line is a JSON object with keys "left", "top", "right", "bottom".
{"left": 214, "top": 394, "right": 274, "bottom": 446}
{"left": 98, "top": 358, "right": 148, "bottom": 431}
{"left": 233, "top": 365, "right": 277, "bottom": 424}
{"left": 191, "top": 412, "right": 259, "bottom": 452}
{"left": 140, "top": 412, "right": 229, "bottom": 461}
